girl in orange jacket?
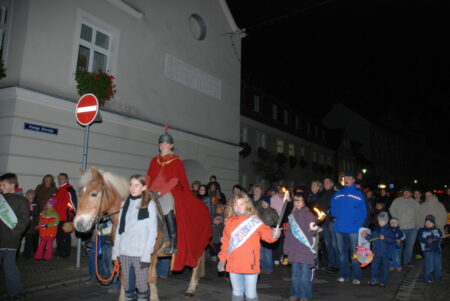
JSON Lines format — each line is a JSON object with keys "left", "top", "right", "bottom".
{"left": 218, "top": 193, "right": 280, "bottom": 301}
{"left": 35, "top": 200, "right": 59, "bottom": 261}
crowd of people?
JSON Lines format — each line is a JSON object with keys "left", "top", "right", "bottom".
{"left": 2, "top": 157, "right": 450, "bottom": 301}
{"left": 0, "top": 172, "right": 78, "bottom": 300}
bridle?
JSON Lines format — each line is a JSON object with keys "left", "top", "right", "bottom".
{"left": 85, "top": 180, "right": 120, "bottom": 228}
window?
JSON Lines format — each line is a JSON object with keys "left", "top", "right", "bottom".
{"left": 253, "top": 94, "right": 260, "bottom": 113}
{"left": 288, "top": 144, "right": 295, "bottom": 156}
{"left": 327, "top": 155, "right": 332, "bottom": 165}
{"left": 0, "top": 0, "right": 13, "bottom": 60}
{"left": 295, "top": 115, "right": 299, "bottom": 130}
{"left": 307, "top": 121, "right": 311, "bottom": 136}
{"left": 315, "top": 126, "right": 318, "bottom": 138}
{"left": 319, "top": 153, "right": 324, "bottom": 164}
{"left": 276, "top": 139, "right": 284, "bottom": 154}
{"left": 312, "top": 151, "right": 317, "bottom": 162}
{"left": 272, "top": 104, "right": 278, "bottom": 120}
{"left": 240, "top": 127, "right": 248, "bottom": 143}
{"left": 71, "top": 10, "right": 119, "bottom": 81}
{"left": 283, "top": 109, "right": 289, "bottom": 125}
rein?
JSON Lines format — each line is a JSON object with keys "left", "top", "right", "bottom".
{"left": 86, "top": 180, "right": 121, "bottom": 285}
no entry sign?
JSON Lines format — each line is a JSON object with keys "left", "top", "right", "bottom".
{"left": 76, "top": 94, "right": 99, "bottom": 126}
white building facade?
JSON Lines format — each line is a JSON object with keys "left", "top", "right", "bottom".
{"left": 0, "top": 0, "right": 241, "bottom": 194}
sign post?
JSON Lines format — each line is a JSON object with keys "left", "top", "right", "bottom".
{"left": 75, "top": 94, "right": 101, "bottom": 268}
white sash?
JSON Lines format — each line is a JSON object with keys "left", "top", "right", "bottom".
{"left": 228, "top": 215, "right": 263, "bottom": 255}
{"left": 289, "top": 214, "right": 316, "bottom": 254}
{"left": 0, "top": 194, "right": 18, "bottom": 229}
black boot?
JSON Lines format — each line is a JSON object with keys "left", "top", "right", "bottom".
{"left": 164, "top": 210, "right": 178, "bottom": 254}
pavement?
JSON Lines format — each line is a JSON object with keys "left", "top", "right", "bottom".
{"left": 1, "top": 243, "right": 449, "bottom": 301}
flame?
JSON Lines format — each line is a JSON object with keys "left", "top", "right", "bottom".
{"left": 282, "top": 187, "right": 288, "bottom": 193}
{"left": 313, "top": 207, "right": 326, "bottom": 220}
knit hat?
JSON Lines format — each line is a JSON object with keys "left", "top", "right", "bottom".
{"left": 158, "top": 125, "right": 174, "bottom": 144}
{"left": 390, "top": 217, "right": 399, "bottom": 225}
{"left": 261, "top": 196, "right": 270, "bottom": 205}
{"left": 377, "top": 211, "right": 389, "bottom": 223}
{"left": 344, "top": 171, "right": 355, "bottom": 178}
{"left": 425, "top": 215, "right": 435, "bottom": 225}
{"left": 48, "top": 197, "right": 57, "bottom": 207}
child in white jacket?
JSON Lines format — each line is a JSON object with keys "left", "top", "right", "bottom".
{"left": 112, "top": 175, "right": 158, "bottom": 301}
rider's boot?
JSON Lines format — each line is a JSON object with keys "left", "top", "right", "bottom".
{"left": 164, "top": 210, "right": 178, "bottom": 254}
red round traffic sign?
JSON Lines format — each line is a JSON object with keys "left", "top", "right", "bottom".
{"left": 76, "top": 94, "right": 99, "bottom": 126}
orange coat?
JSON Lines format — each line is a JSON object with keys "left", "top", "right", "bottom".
{"left": 218, "top": 215, "right": 277, "bottom": 274}
{"left": 38, "top": 208, "right": 59, "bottom": 238}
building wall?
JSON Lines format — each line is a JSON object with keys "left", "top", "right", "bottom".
{"left": 0, "top": 87, "right": 239, "bottom": 195}
{"left": 3, "top": 0, "right": 241, "bottom": 144}
{"left": 240, "top": 116, "right": 335, "bottom": 191}
{"left": 0, "top": 0, "right": 241, "bottom": 195}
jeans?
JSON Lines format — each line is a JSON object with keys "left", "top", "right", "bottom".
{"left": 229, "top": 273, "right": 258, "bottom": 299}
{"left": 260, "top": 245, "right": 273, "bottom": 272}
{"left": 335, "top": 232, "right": 361, "bottom": 280}
{"left": 390, "top": 248, "right": 402, "bottom": 268}
{"left": 370, "top": 256, "right": 389, "bottom": 284}
{"left": 101, "top": 240, "right": 120, "bottom": 287}
{"left": 322, "top": 222, "right": 339, "bottom": 268}
{"left": 156, "top": 257, "right": 171, "bottom": 279}
{"left": 423, "top": 251, "right": 442, "bottom": 282}
{"left": 290, "top": 262, "right": 313, "bottom": 299}
{"left": 401, "top": 228, "right": 417, "bottom": 266}
{"left": 0, "top": 249, "right": 25, "bottom": 297}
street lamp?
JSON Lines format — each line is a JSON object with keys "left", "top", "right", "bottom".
{"left": 361, "top": 168, "right": 367, "bottom": 174}
{"left": 413, "top": 179, "right": 418, "bottom": 184}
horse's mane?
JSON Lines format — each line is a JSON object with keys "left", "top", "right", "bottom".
{"left": 80, "top": 168, "right": 129, "bottom": 200}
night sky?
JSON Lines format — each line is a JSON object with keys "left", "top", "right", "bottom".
{"left": 226, "top": 0, "right": 449, "bottom": 148}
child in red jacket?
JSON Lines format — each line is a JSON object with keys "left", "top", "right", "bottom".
{"left": 35, "top": 199, "right": 59, "bottom": 261}
{"left": 218, "top": 193, "right": 280, "bottom": 301}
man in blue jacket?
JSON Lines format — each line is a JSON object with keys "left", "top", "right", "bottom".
{"left": 331, "top": 171, "right": 367, "bottom": 285}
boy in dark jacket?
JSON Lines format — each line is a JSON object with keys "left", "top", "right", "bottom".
{"left": 362, "top": 211, "right": 395, "bottom": 287}
{"left": 417, "top": 215, "right": 442, "bottom": 283}
{"left": 0, "top": 173, "right": 29, "bottom": 298}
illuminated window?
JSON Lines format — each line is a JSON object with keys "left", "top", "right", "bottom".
{"left": 276, "top": 139, "right": 284, "bottom": 154}
{"left": 288, "top": 144, "right": 295, "bottom": 156}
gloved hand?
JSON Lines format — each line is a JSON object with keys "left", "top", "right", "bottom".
{"left": 217, "top": 262, "right": 225, "bottom": 272}
{"left": 140, "top": 262, "right": 150, "bottom": 269}
{"left": 272, "top": 227, "right": 281, "bottom": 239}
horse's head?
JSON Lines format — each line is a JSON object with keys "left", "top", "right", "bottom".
{"left": 74, "top": 167, "right": 106, "bottom": 232}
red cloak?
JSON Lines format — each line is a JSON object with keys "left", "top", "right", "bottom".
{"left": 146, "top": 154, "right": 212, "bottom": 271}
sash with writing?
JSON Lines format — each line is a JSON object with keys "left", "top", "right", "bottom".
{"left": 288, "top": 214, "right": 315, "bottom": 254}
{"left": 228, "top": 215, "right": 263, "bottom": 255}
{"left": 0, "top": 194, "right": 18, "bottom": 229}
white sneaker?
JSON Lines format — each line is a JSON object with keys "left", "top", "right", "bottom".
{"left": 337, "top": 277, "right": 345, "bottom": 282}
{"left": 274, "top": 260, "right": 280, "bottom": 266}
{"left": 352, "top": 280, "right": 361, "bottom": 285}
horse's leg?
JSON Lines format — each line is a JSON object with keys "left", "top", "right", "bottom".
{"left": 149, "top": 253, "right": 159, "bottom": 301}
{"left": 185, "top": 252, "right": 205, "bottom": 297}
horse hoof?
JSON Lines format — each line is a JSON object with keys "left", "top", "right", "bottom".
{"left": 185, "top": 292, "right": 194, "bottom": 297}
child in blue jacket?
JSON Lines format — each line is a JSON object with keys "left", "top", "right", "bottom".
{"left": 362, "top": 211, "right": 395, "bottom": 287}
{"left": 417, "top": 215, "right": 442, "bottom": 283}
{"left": 389, "top": 217, "right": 405, "bottom": 272}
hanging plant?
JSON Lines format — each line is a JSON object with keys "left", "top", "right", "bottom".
{"left": 299, "top": 156, "right": 308, "bottom": 168}
{"left": 239, "top": 142, "right": 252, "bottom": 158}
{"left": 288, "top": 156, "right": 297, "bottom": 169}
{"left": 75, "top": 69, "right": 116, "bottom": 106}
{"left": 0, "top": 59, "right": 6, "bottom": 80}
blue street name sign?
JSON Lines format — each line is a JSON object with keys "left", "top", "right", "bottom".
{"left": 24, "top": 122, "right": 58, "bottom": 135}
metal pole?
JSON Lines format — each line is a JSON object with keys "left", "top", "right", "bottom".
{"left": 76, "top": 125, "right": 90, "bottom": 268}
